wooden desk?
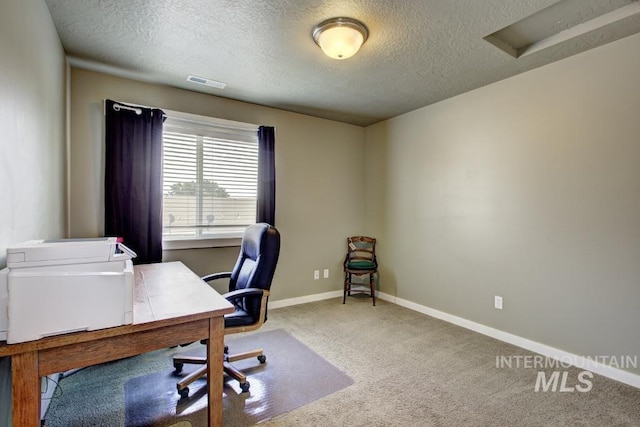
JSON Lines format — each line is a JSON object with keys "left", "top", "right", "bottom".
{"left": 0, "top": 261, "right": 234, "bottom": 426}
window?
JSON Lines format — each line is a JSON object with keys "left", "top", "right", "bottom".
{"left": 162, "top": 110, "right": 259, "bottom": 243}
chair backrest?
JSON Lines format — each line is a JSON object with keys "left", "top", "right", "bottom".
{"left": 346, "top": 236, "right": 376, "bottom": 265}
{"left": 229, "top": 223, "right": 280, "bottom": 318}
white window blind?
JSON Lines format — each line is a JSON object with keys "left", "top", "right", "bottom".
{"left": 162, "top": 111, "right": 259, "bottom": 241}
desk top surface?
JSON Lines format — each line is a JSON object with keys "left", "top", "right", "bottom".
{"left": 134, "top": 261, "right": 234, "bottom": 324}
{"left": 0, "top": 261, "right": 234, "bottom": 355}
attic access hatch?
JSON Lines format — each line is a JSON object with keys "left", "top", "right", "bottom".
{"left": 484, "top": 0, "right": 640, "bottom": 58}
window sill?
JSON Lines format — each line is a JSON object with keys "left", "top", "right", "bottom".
{"left": 162, "top": 237, "right": 241, "bottom": 250}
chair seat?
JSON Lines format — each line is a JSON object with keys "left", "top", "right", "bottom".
{"left": 224, "top": 309, "right": 258, "bottom": 328}
{"left": 346, "top": 260, "right": 376, "bottom": 270}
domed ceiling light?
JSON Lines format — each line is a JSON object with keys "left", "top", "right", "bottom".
{"left": 312, "top": 17, "right": 369, "bottom": 60}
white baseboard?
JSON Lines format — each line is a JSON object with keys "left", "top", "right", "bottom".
{"left": 269, "top": 290, "right": 342, "bottom": 309}
{"left": 376, "top": 291, "right": 640, "bottom": 389}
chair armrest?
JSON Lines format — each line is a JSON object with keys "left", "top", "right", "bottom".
{"left": 201, "top": 271, "right": 232, "bottom": 283}
{"left": 223, "top": 288, "right": 270, "bottom": 303}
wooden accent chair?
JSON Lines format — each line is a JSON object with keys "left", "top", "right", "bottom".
{"left": 343, "top": 236, "right": 377, "bottom": 306}
{"left": 173, "top": 223, "right": 280, "bottom": 397}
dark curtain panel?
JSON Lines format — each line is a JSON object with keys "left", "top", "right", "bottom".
{"left": 104, "top": 99, "right": 165, "bottom": 264}
{"left": 257, "top": 126, "right": 276, "bottom": 225}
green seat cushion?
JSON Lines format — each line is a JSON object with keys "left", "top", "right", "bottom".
{"left": 347, "top": 260, "right": 376, "bottom": 270}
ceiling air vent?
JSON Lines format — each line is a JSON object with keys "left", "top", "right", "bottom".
{"left": 186, "top": 75, "right": 226, "bottom": 89}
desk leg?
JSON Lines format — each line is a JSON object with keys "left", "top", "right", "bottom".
{"left": 207, "top": 317, "right": 225, "bottom": 427}
{"left": 12, "top": 351, "right": 40, "bottom": 427}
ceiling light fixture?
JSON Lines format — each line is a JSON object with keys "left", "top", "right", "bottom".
{"left": 312, "top": 17, "right": 369, "bottom": 60}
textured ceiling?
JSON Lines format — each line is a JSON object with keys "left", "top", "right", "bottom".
{"left": 44, "top": 0, "right": 640, "bottom": 126}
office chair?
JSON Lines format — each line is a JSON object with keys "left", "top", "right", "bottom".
{"left": 343, "top": 236, "right": 377, "bottom": 306}
{"left": 173, "top": 223, "right": 280, "bottom": 397}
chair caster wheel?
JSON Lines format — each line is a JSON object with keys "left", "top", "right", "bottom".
{"left": 257, "top": 355, "right": 266, "bottom": 364}
{"left": 173, "top": 363, "right": 183, "bottom": 374}
{"left": 240, "top": 382, "right": 250, "bottom": 392}
{"left": 178, "top": 387, "right": 189, "bottom": 399}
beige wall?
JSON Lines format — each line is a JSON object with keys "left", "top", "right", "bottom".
{"left": 0, "top": 2, "right": 67, "bottom": 263}
{"left": 69, "top": 69, "right": 366, "bottom": 300}
{"left": 365, "top": 32, "right": 640, "bottom": 374}
{"left": 0, "top": 0, "right": 67, "bottom": 423}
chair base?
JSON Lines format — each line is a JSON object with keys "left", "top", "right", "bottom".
{"left": 343, "top": 270, "right": 376, "bottom": 306}
{"left": 173, "top": 347, "right": 266, "bottom": 398}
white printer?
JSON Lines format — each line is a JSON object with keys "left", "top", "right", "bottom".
{"left": 0, "top": 238, "right": 136, "bottom": 344}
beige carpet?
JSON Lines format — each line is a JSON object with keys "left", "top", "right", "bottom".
{"left": 44, "top": 297, "right": 640, "bottom": 426}
{"left": 259, "top": 297, "right": 640, "bottom": 426}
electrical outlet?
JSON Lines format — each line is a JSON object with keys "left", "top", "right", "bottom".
{"left": 494, "top": 296, "right": 503, "bottom": 310}
{"left": 314, "top": 270, "right": 320, "bottom": 280}
{"left": 323, "top": 269, "right": 329, "bottom": 279}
